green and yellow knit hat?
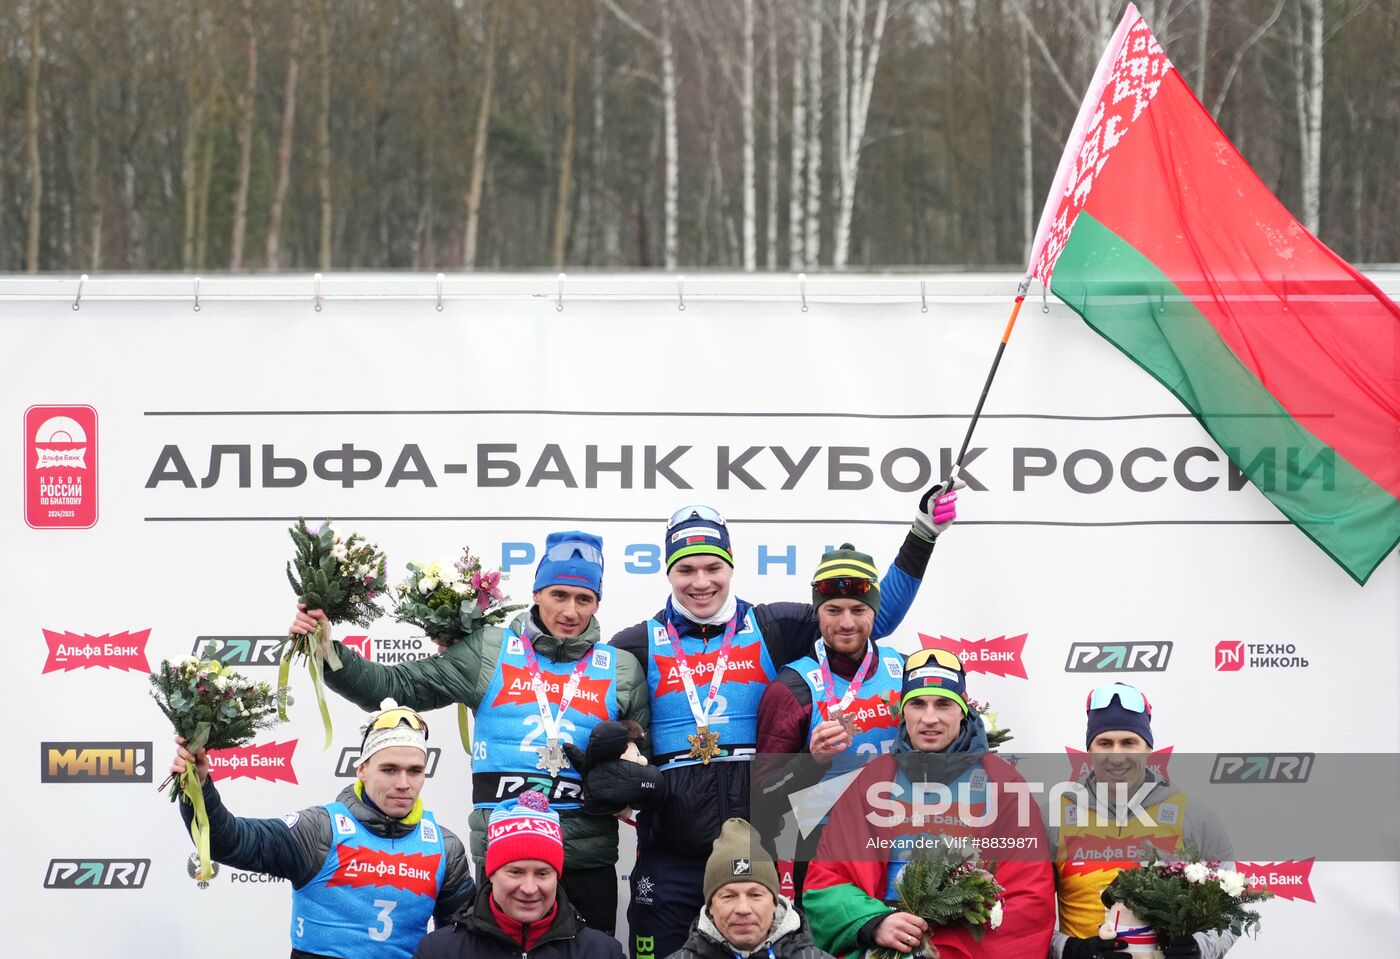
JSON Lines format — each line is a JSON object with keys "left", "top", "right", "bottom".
{"left": 810, "top": 543, "right": 881, "bottom": 613}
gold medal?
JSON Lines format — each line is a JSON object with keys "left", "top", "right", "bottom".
{"left": 687, "top": 725, "right": 722, "bottom": 764}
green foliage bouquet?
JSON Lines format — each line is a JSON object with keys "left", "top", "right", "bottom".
{"left": 872, "top": 841, "right": 1005, "bottom": 959}
{"left": 1102, "top": 846, "right": 1272, "bottom": 944}
{"left": 282, "top": 518, "right": 387, "bottom": 746}
{"left": 150, "top": 652, "right": 280, "bottom": 880}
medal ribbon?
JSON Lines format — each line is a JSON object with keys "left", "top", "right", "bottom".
{"left": 664, "top": 610, "right": 741, "bottom": 729}
{"left": 519, "top": 632, "right": 592, "bottom": 742}
{"left": 816, "top": 640, "right": 877, "bottom": 719}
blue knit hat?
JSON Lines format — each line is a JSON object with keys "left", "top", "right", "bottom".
{"left": 665, "top": 506, "right": 733, "bottom": 571}
{"left": 532, "top": 531, "right": 604, "bottom": 597}
{"left": 1085, "top": 683, "right": 1154, "bottom": 748}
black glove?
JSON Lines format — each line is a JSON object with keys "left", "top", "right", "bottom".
{"left": 1162, "top": 938, "right": 1200, "bottom": 959}
{"left": 581, "top": 757, "right": 664, "bottom": 815}
{"left": 1062, "top": 937, "right": 1130, "bottom": 959}
{"left": 561, "top": 720, "right": 661, "bottom": 817}
{"left": 561, "top": 719, "right": 641, "bottom": 777}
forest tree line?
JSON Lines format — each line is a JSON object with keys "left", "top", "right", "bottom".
{"left": 1, "top": 0, "right": 1395, "bottom": 273}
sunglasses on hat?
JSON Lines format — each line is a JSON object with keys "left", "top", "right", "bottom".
{"left": 667, "top": 505, "right": 727, "bottom": 529}
{"left": 362, "top": 707, "right": 430, "bottom": 746}
{"left": 544, "top": 540, "right": 604, "bottom": 565}
{"left": 1086, "top": 683, "right": 1151, "bottom": 715}
{"left": 910, "top": 647, "right": 963, "bottom": 671}
{"left": 813, "top": 577, "right": 874, "bottom": 598}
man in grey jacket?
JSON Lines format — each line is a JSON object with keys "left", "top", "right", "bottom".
{"left": 665, "top": 819, "right": 833, "bottom": 959}
{"left": 1049, "top": 683, "right": 1236, "bottom": 959}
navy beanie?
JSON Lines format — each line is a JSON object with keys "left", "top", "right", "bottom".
{"left": 665, "top": 508, "right": 733, "bottom": 571}
{"left": 532, "top": 531, "right": 604, "bottom": 597}
{"left": 1085, "top": 684, "right": 1154, "bottom": 748}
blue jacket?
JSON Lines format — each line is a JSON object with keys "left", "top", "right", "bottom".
{"left": 179, "top": 780, "right": 474, "bottom": 947}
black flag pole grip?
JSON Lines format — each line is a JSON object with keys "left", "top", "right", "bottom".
{"left": 921, "top": 277, "right": 1033, "bottom": 508}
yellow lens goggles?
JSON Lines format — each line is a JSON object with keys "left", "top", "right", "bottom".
{"left": 908, "top": 647, "right": 963, "bottom": 671}
{"left": 364, "top": 707, "right": 430, "bottom": 742}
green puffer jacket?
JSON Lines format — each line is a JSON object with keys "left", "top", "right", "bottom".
{"left": 322, "top": 609, "right": 649, "bottom": 872}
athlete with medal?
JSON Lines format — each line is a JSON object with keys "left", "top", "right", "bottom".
{"left": 754, "top": 544, "right": 908, "bottom": 899}
{"left": 292, "top": 530, "right": 646, "bottom": 935}
{"left": 610, "top": 484, "right": 960, "bottom": 959}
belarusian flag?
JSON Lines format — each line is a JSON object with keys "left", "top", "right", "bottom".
{"left": 1029, "top": 3, "right": 1400, "bottom": 585}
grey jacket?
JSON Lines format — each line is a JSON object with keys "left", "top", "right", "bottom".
{"left": 665, "top": 896, "right": 835, "bottom": 959}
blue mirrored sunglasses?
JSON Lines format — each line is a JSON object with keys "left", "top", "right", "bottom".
{"left": 667, "top": 504, "right": 727, "bottom": 529}
{"left": 545, "top": 541, "right": 604, "bottom": 565}
{"left": 1086, "top": 683, "right": 1151, "bottom": 715}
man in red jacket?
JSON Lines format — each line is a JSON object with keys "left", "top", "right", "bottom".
{"left": 801, "top": 648, "right": 1054, "bottom": 959}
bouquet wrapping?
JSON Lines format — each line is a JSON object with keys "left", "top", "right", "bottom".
{"left": 282, "top": 519, "right": 387, "bottom": 748}
{"left": 150, "top": 653, "right": 280, "bottom": 880}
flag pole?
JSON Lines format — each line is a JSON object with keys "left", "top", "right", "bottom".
{"left": 925, "top": 276, "right": 1033, "bottom": 500}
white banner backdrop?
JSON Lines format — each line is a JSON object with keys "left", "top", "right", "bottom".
{"left": 3, "top": 277, "right": 1397, "bottom": 957}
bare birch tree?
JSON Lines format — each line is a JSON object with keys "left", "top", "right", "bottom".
{"left": 24, "top": 0, "right": 43, "bottom": 272}
{"left": 229, "top": 0, "right": 257, "bottom": 270}
{"left": 765, "top": 0, "right": 780, "bottom": 269}
{"left": 463, "top": 0, "right": 500, "bottom": 269}
{"left": 742, "top": 0, "right": 757, "bottom": 270}
{"left": 266, "top": 0, "right": 302, "bottom": 270}
{"left": 803, "top": 0, "right": 822, "bottom": 266}
{"left": 553, "top": 1, "right": 580, "bottom": 269}
{"left": 602, "top": 0, "right": 678, "bottom": 269}
{"left": 788, "top": 0, "right": 807, "bottom": 268}
{"left": 832, "top": 0, "right": 888, "bottom": 268}
{"left": 1021, "top": 10, "right": 1034, "bottom": 261}
{"left": 1292, "top": 0, "right": 1324, "bottom": 233}
{"left": 315, "top": 0, "right": 331, "bottom": 268}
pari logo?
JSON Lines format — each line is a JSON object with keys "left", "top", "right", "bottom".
{"left": 25, "top": 405, "right": 98, "bottom": 529}
{"left": 42, "top": 742, "right": 152, "bottom": 783}
{"left": 919, "top": 633, "right": 1028, "bottom": 679}
{"left": 45, "top": 859, "right": 150, "bottom": 889}
{"left": 195, "top": 636, "right": 286, "bottom": 666}
{"left": 1236, "top": 860, "right": 1316, "bottom": 902}
{"left": 336, "top": 746, "right": 442, "bottom": 778}
{"left": 1065, "top": 642, "right": 1172, "bottom": 673}
{"left": 42, "top": 629, "right": 150, "bottom": 674}
{"left": 207, "top": 740, "right": 299, "bottom": 784}
{"left": 1210, "top": 753, "right": 1313, "bottom": 783}
{"left": 342, "top": 634, "right": 434, "bottom": 665}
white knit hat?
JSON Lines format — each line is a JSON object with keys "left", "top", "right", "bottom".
{"left": 358, "top": 698, "right": 428, "bottom": 766}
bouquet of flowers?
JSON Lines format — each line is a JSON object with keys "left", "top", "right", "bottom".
{"left": 967, "top": 698, "right": 1014, "bottom": 750}
{"left": 282, "top": 518, "right": 387, "bottom": 747}
{"left": 390, "top": 547, "right": 524, "bottom": 646}
{"left": 872, "top": 841, "right": 1005, "bottom": 959}
{"left": 150, "top": 652, "right": 281, "bottom": 880}
{"left": 1101, "top": 845, "right": 1272, "bottom": 948}
{"left": 391, "top": 548, "right": 523, "bottom": 751}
